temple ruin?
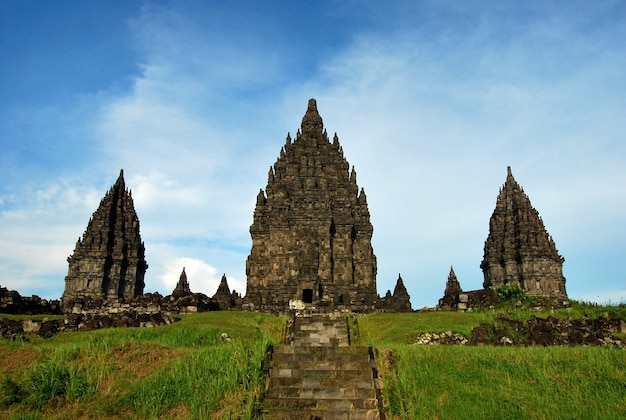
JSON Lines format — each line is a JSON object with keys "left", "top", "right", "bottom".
{"left": 172, "top": 267, "right": 191, "bottom": 298}
{"left": 244, "top": 99, "right": 379, "bottom": 312}
{"left": 481, "top": 167, "right": 567, "bottom": 298}
{"left": 61, "top": 170, "right": 148, "bottom": 308}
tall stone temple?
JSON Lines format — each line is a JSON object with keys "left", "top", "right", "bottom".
{"left": 62, "top": 170, "right": 148, "bottom": 307}
{"left": 244, "top": 99, "right": 378, "bottom": 312}
{"left": 481, "top": 167, "right": 567, "bottom": 298}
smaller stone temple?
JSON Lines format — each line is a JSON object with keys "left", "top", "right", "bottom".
{"left": 386, "top": 274, "right": 412, "bottom": 312}
{"left": 212, "top": 274, "right": 236, "bottom": 310}
{"left": 61, "top": 170, "right": 148, "bottom": 308}
{"left": 443, "top": 266, "right": 462, "bottom": 298}
{"left": 480, "top": 167, "right": 567, "bottom": 298}
{"left": 172, "top": 268, "right": 191, "bottom": 298}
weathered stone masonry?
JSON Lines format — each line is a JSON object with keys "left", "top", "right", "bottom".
{"left": 481, "top": 166, "right": 567, "bottom": 298}
{"left": 244, "top": 99, "right": 379, "bottom": 312}
{"left": 62, "top": 170, "right": 148, "bottom": 309}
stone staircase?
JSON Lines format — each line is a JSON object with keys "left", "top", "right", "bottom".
{"left": 262, "top": 313, "right": 383, "bottom": 420}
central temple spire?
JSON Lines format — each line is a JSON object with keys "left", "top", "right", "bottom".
{"left": 300, "top": 98, "right": 324, "bottom": 136}
{"left": 245, "top": 99, "right": 378, "bottom": 312}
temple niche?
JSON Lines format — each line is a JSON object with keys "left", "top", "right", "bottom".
{"left": 61, "top": 170, "right": 148, "bottom": 309}
{"left": 244, "top": 99, "right": 379, "bottom": 312}
{"left": 481, "top": 167, "right": 567, "bottom": 298}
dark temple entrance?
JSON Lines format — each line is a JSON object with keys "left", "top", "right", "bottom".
{"left": 302, "top": 289, "right": 313, "bottom": 303}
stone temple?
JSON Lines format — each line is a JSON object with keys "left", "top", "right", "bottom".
{"left": 481, "top": 167, "right": 567, "bottom": 298}
{"left": 61, "top": 170, "right": 148, "bottom": 308}
{"left": 244, "top": 99, "right": 378, "bottom": 312}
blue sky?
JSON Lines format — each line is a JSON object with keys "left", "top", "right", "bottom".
{"left": 1, "top": 0, "right": 624, "bottom": 308}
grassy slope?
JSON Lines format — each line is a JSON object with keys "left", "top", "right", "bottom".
{"left": 355, "top": 306, "right": 626, "bottom": 419}
{"left": 0, "top": 312, "right": 285, "bottom": 420}
{"left": 1, "top": 304, "right": 625, "bottom": 419}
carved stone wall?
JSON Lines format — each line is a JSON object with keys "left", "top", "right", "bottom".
{"left": 244, "top": 99, "right": 378, "bottom": 312}
{"left": 61, "top": 170, "right": 148, "bottom": 309}
{"left": 481, "top": 167, "right": 567, "bottom": 298}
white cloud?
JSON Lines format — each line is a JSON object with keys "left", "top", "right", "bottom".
{"left": 1, "top": 1, "right": 624, "bottom": 310}
{"left": 0, "top": 178, "right": 105, "bottom": 298}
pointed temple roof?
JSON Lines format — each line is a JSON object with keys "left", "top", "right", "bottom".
{"left": 301, "top": 98, "right": 324, "bottom": 135}
{"left": 245, "top": 98, "right": 378, "bottom": 312}
{"left": 62, "top": 170, "right": 147, "bottom": 307}
{"left": 172, "top": 267, "right": 192, "bottom": 298}
{"left": 393, "top": 274, "right": 408, "bottom": 296}
{"left": 390, "top": 273, "right": 412, "bottom": 312}
{"left": 481, "top": 166, "right": 567, "bottom": 298}
{"left": 444, "top": 266, "right": 462, "bottom": 297}
{"left": 212, "top": 274, "right": 233, "bottom": 310}
{"left": 483, "top": 166, "right": 563, "bottom": 263}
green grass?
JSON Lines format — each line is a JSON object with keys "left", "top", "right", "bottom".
{"left": 0, "top": 311, "right": 285, "bottom": 419}
{"left": 355, "top": 304, "right": 626, "bottom": 420}
{"left": 379, "top": 345, "right": 626, "bottom": 419}
{"left": 1, "top": 303, "right": 625, "bottom": 419}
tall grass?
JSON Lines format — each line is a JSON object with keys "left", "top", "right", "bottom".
{"left": 0, "top": 311, "right": 284, "bottom": 419}
{"left": 357, "top": 309, "right": 626, "bottom": 419}
{"left": 127, "top": 334, "right": 273, "bottom": 419}
{"left": 381, "top": 345, "right": 626, "bottom": 419}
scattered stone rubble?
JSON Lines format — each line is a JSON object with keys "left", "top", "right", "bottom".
{"left": 413, "top": 331, "right": 469, "bottom": 345}
{"left": 471, "top": 314, "right": 626, "bottom": 348}
{"left": 412, "top": 314, "right": 626, "bottom": 348}
{"left": 0, "top": 273, "right": 242, "bottom": 340}
{"left": 0, "top": 311, "right": 178, "bottom": 341}
{"left": 0, "top": 285, "right": 61, "bottom": 315}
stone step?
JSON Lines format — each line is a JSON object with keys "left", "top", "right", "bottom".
{"left": 274, "top": 345, "right": 368, "bottom": 355}
{"left": 266, "top": 386, "right": 377, "bottom": 400}
{"left": 270, "top": 368, "right": 373, "bottom": 381}
{"left": 296, "top": 324, "right": 346, "bottom": 331}
{"left": 269, "top": 376, "right": 374, "bottom": 390}
{"left": 264, "top": 408, "right": 380, "bottom": 420}
{"left": 297, "top": 320, "right": 346, "bottom": 327}
{"left": 264, "top": 397, "right": 379, "bottom": 410}
{"left": 271, "top": 360, "right": 369, "bottom": 372}
{"left": 263, "top": 315, "right": 382, "bottom": 419}
{"left": 271, "top": 355, "right": 370, "bottom": 370}
{"left": 290, "top": 338, "right": 350, "bottom": 347}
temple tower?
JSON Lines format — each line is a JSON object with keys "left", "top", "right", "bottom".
{"left": 481, "top": 167, "right": 567, "bottom": 298}
{"left": 172, "top": 267, "right": 191, "bottom": 298}
{"left": 444, "top": 266, "right": 462, "bottom": 297}
{"left": 62, "top": 170, "right": 148, "bottom": 306}
{"left": 244, "top": 99, "right": 378, "bottom": 312}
